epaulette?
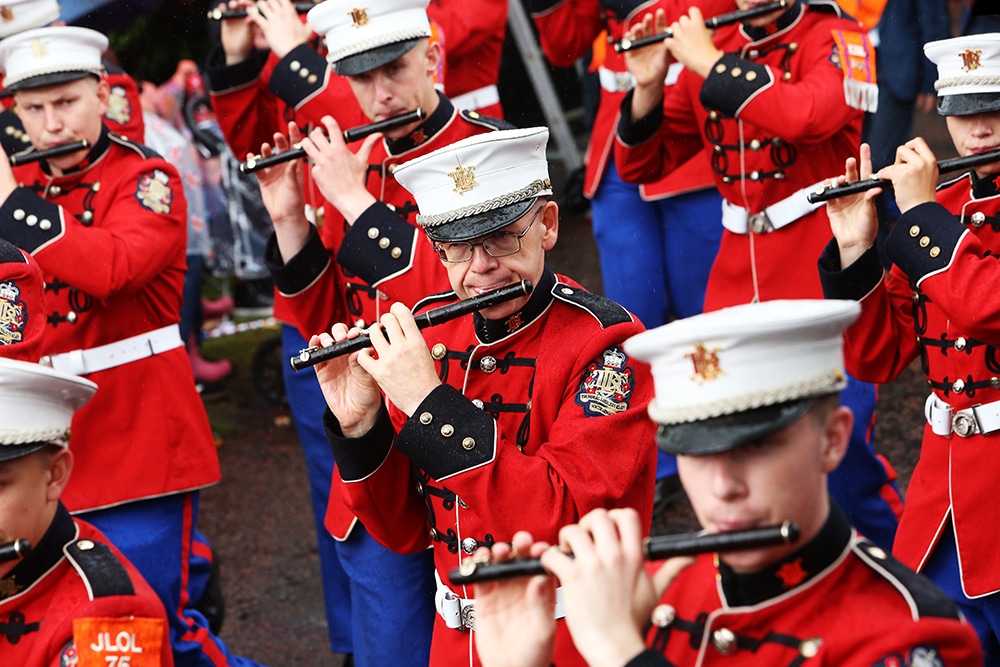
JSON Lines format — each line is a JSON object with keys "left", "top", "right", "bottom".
{"left": 853, "top": 541, "right": 963, "bottom": 621}
{"left": 64, "top": 538, "right": 135, "bottom": 601}
{"left": 412, "top": 289, "right": 459, "bottom": 314}
{"left": 552, "top": 282, "right": 633, "bottom": 329}
{"left": 459, "top": 109, "right": 516, "bottom": 131}
{"left": 806, "top": 0, "right": 846, "bottom": 17}
{"left": 109, "top": 132, "right": 162, "bottom": 161}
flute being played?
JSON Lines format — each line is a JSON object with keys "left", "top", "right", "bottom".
{"left": 449, "top": 522, "right": 799, "bottom": 585}
{"left": 614, "top": 1, "right": 788, "bottom": 53}
{"left": 0, "top": 538, "right": 31, "bottom": 564}
{"left": 290, "top": 280, "right": 534, "bottom": 371}
{"left": 807, "top": 147, "right": 1000, "bottom": 204}
{"left": 8, "top": 140, "right": 90, "bottom": 166}
{"left": 240, "top": 108, "right": 427, "bottom": 174}
{"left": 207, "top": 2, "right": 316, "bottom": 20}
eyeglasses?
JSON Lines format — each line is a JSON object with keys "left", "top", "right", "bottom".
{"left": 434, "top": 205, "right": 544, "bottom": 263}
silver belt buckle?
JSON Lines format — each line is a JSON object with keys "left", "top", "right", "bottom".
{"left": 748, "top": 211, "right": 774, "bottom": 234}
{"left": 952, "top": 410, "right": 980, "bottom": 438}
{"left": 615, "top": 72, "right": 633, "bottom": 92}
{"left": 460, "top": 600, "right": 476, "bottom": 631}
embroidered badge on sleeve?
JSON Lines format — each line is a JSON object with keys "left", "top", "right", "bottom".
{"left": 576, "top": 346, "right": 635, "bottom": 417}
{"left": 72, "top": 616, "right": 165, "bottom": 667}
{"left": 104, "top": 85, "right": 132, "bottom": 126}
{"left": 0, "top": 280, "right": 27, "bottom": 346}
{"left": 134, "top": 170, "right": 173, "bottom": 214}
{"left": 871, "top": 646, "right": 943, "bottom": 667}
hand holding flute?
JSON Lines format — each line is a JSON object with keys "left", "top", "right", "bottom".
{"left": 614, "top": 1, "right": 788, "bottom": 53}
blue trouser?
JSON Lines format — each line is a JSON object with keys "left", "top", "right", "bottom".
{"left": 82, "top": 493, "right": 265, "bottom": 667}
{"left": 924, "top": 523, "right": 1000, "bottom": 664}
{"left": 591, "top": 163, "right": 724, "bottom": 479}
{"left": 830, "top": 373, "right": 901, "bottom": 552}
{"left": 282, "top": 325, "right": 435, "bottom": 666}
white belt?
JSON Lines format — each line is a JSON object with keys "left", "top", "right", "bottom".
{"left": 449, "top": 85, "right": 500, "bottom": 112}
{"left": 598, "top": 63, "right": 683, "bottom": 94}
{"left": 434, "top": 569, "right": 565, "bottom": 631}
{"left": 42, "top": 324, "right": 183, "bottom": 376}
{"left": 721, "top": 181, "right": 825, "bottom": 235}
{"left": 925, "top": 393, "right": 1000, "bottom": 438}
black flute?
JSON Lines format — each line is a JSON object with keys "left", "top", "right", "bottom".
{"left": 207, "top": 2, "right": 316, "bottom": 20}
{"left": 290, "top": 280, "right": 534, "bottom": 371}
{"left": 807, "top": 147, "right": 1000, "bottom": 204}
{"left": 614, "top": 1, "right": 788, "bottom": 53}
{"left": 9, "top": 140, "right": 90, "bottom": 166}
{"left": 239, "top": 108, "right": 427, "bottom": 174}
{"left": 449, "top": 521, "right": 799, "bottom": 585}
{"left": 0, "top": 538, "right": 31, "bottom": 564}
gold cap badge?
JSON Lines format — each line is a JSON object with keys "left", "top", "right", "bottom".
{"left": 961, "top": 48, "right": 983, "bottom": 72}
{"left": 686, "top": 343, "right": 724, "bottom": 384}
{"left": 448, "top": 164, "right": 478, "bottom": 195}
{"left": 348, "top": 7, "right": 369, "bottom": 27}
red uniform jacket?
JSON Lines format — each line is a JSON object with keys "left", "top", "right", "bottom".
{"left": 528, "top": 0, "right": 726, "bottom": 200}
{"left": 633, "top": 507, "right": 981, "bottom": 666}
{"left": 0, "top": 128, "right": 221, "bottom": 512}
{"left": 819, "top": 172, "right": 1000, "bottom": 596}
{"left": 324, "top": 268, "right": 658, "bottom": 667}
{"left": 0, "top": 505, "right": 173, "bottom": 667}
{"left": 427, "top": 0, "right": 506, "bottom": 117}
{"left": 616, "top": 0, "right": 866, "bottom": 308}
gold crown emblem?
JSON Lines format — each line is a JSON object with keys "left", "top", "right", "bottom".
{"left": 0, "top": 7, "right": 14, "bottom": 22}
{"left": 686, "top": 343, "right": 724, "bottom": 384}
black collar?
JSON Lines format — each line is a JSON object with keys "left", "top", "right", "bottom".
{"left": 718, "top": 503, "right": 851, "bottom": 607}
{"left": 970, "top": 170, "right": 1000, "bottom": 199}
{"left": 474, "top": 267, "right": 556, "bottom": 344}
{"left": 39, "top": 125, "right": 110, "bottom": 177}
{"left": 385, "top": 91, "right": 453, "bottom": 156}
{"left": 0, "top": 503, "right": 75, "bottom": 601}
{"left": 741, "top": 1, "right": 804, "bottom": 43}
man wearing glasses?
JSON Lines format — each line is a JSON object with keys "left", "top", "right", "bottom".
{"left": 307, "top": 128, "right": 658, "bottom": 667}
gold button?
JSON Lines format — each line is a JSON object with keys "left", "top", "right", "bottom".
{"left": 749, "top": 139, "right": 761, "bottom": 150}
{"left": 308, "top": 74, "right": 318, "bottom": 85}
{"left": 441, "top": 424, "right": 454, "bottom": 437}
{"left": 782, "top": 71, "right": 791, "bottom": 81}
{"left": 713, "top": 145, "right": 724, "bottom": 154}
{"left": 431, "top": 343, "right": 447, "bottom": 359}
{"left": 419, "top": 412, "right": 433, "bottom": 425}
{"left": 379, "top": 237, "right": 390, "bottom": 249}
{"left": 462, "top": 437, "right": 476, "bottom": 451}
{"left": 730, "top": 66, "right": 742, "bottom": 77}
{"left": 909, "top": 225, "right": 920, "bottom": 237}
{"left": 39, "top": 219, "right": 51, "bottom": 231}
{"left": 748, "top": 49, "right": 759, "bottom": 58}
{"left": 368, "top": 227, "right": 379, "bottom": 239}
{"left": 66, "top": 311, "right": 78, "bottom": 323}
{"left": 708, "top": 111, "right": 719, "bottom": 121}
{"left": 919, "top": 236, "right": 930, "bottom": 247}
{"left": 715, "top": 63, "right": 727, "bottom": 74}
{"left": 930, "top": 246, "right": 940, "bottom": 258}
{"left": 13, "top": 209, "right": 24, "bottom": 220}
{"left": 721, "top": 176, "right": 731, "bottom": 183}
{"left": 867, "top": 545, "right": 887, "bottom": 560}
{"left": 289, "top": 60, "right": 301, "bottom": 71}
{"left": 650, "top": 604, "right": 675, "bottom": 627}
{"left": 3, "top": 126, "right": 12, "bottom": 135}
{"left": 387, "top": 164, "right": 396, "bottom": 174}
{"left": 746, "top": 70, "right": 757, "bottom": 81}
{"left": 391, "top": 247, "right": 402, "bottom": 259}
{"left": 560, "top": 287, "right": 574, "bottom": 295}
{"left": 800, "top": 638, "right": 822, "bottom": 658}
{"left": 468, "top": 111, "right": 480, "bottom": 118}
{"left": 26, "top": 214, "right": 37, "bottom": 226}
{"left": 299, "top": 67, "right": 310, "bottom": 78}
{"left": 49, "top": 186, "right": 61, "bottom": 195}
{"left": 788, "top": 42, "right": 799, "bottom": 52}
{"left": 77, "top": 539, "right": 95, "bottom": 550}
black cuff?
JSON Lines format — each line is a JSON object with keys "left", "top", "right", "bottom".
{"left": 395, "top": 385, "right": 497, "bottom": 480}
{"left": 699, "top": 53, "right": 772, "bottom": 116}
{"left": 617, "top": 89, "right": 663, "bottom": 146}
{"left": 818, "top": 238, "right": 884, "bottom": 300}
{"left": 624, "top": 648, "right": 671, "bottom": 667}
{"left": 886, "top": 202, "right": 965, "bottom": 284}
{"left": 337, "top": 203, "right": 417, "bottom": 285}
{"left": 266, "top": 226, "right": 331, "bottom": 296}
{"left": 204, "top": 45, "right": 267, "bottom": 93}
{"left": 0, "top": 187, "right": 64, "bottom": 253}
{"left": 324, "top": 404, "right": 394, "bottom": 481}
{"left": 268, "top": 44, "right": 330, "bottom": 108}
